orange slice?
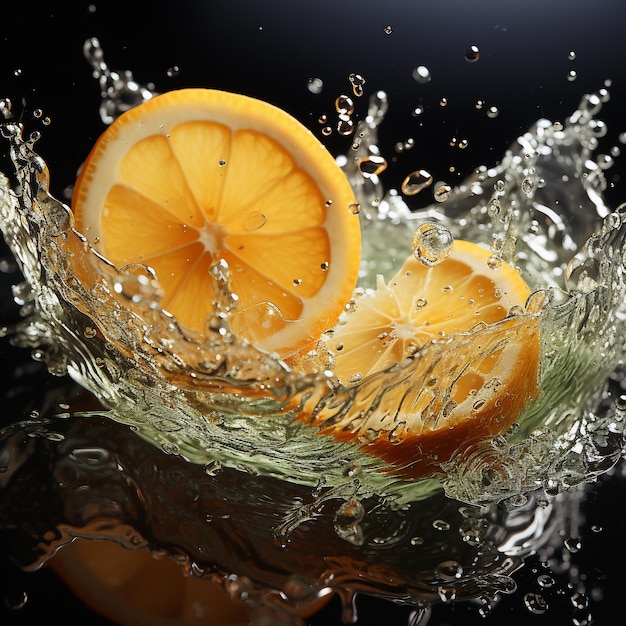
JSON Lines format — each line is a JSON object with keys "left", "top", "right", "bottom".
{"left": 49, "top": 538, "right": 249, "bottom": 626}
{"left": 50, "top": 538, "right": 331, "bottom": 625}
{"left": 301, "top": 239, "right": 541, "bottom": 478}
{"left": 71, "top": 88, "right": 361, "bottom": 359}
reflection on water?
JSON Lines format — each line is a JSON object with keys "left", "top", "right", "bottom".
{"left": 0, "top": 383, "right": 604, "bottom": 624}
{"left": 0, "top": 37, "right": 625, "bottom": 626}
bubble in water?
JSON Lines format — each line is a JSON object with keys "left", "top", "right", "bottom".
{"left": 307, "top": 77, "right": 323, "bottom": 94}
{"left": 487, "top": 106, "right": 499, "bottom": 118}
{"left": 412, "top": 65, "right": 431, "bottom": 84}
{"left": 465, "top": 45, "right": 480, "bottom": 62}
{"left": 358, "top": 155, "right": 388, "bottom": 178}
{"left": 433, "top": 183, "right": 452, "bottom": 202}
{"left": 411, "top": 223, "right": 454, "bottom": 266}
{"left": 568, "top": 50, "right": 577, "bottom": 60}
{"left": 166, "top": 65, "right": 180, "bottom": 78}
{"left": 401, "top": 169, "right": 433, "bottom": 196}
{"left": 568, "top": 70, "right": 578, "bottom": 82}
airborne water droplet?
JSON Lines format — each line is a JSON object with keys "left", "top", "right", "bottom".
{"left": 307, "top": 77, "right": 323, "bottom": 94}
{"left": 412, "top": 65, "right": 431, "bottom": 84}
{"left": 401, "top": 169, "right": 433, "bottom": 196}
{"left": 411, "top": 223, "right": 454, "bottom": 266}
{"left": 433, "top": 183, "right": 452, "bottom": 202}
{"left": 358, "top": 155, "right": 387, "bottom": 178}
{"left": 465, "top": 45, "right": 480, "bottom": 62}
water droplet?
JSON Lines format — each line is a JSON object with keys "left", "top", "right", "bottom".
{"left": 567, "top": 70, "right": 578, "bottom": 82}
{"left": 553, "top": 121, "right": 564, "bottom": 131}
{"left": 218, "top": 159, "right": 227, "bottom": 167}
{"left": 166, "top": 65, "right": 180, "bottom": 78}
{"left": 3, "top": 588, "right": 28, "bottom": 610}
{"left": 335, "top": 95, "right": 354, "bottom": 115}
{"left": 243, "top": 212, "right": 267, "bottom": 231}
{"left": 348, "top": 73, "right": 366, "bottom": 97}
{"left": 571, "top": 592, "right": 589, "bottom": 610}
{"left": 487, "top": 254, "right": 502, "bottom": 270}
{"left": 412, "top": 65, "right": 431, "bottom": 84}
{"left": 432, "top": 519, "right": 450, "bottom": 531}
{"left": 465, "top": 45, "right": 480, "bottom": 62}
{"left": 307, "top": 77, "right": 323, "bottom": 94}
{"left": 321, "top": 126, "right": 332, "bottom": 136}
{"left": 568, "top": 50, "right": 577, "bottom": 60}
{"left": 564, "top": 537, "right": 582, "bottom": 553}
{"left": 433, "top": 183, "right": 452, "bottom": 202}
{"left": 83, "top": 326, "right": 98, "bottom": 339}
{"left": 401, "top": 169, "right": 433, "bottom": 196}
{"left": 411, "top": 223, "right": 454, "bottom": 266}
{"left": 488, "top": 199, "right": 501, "bottom": 216}
{"left": 439, "top": 97, "right": 448, "bottom": 107}
{"left": 537, "top": 574, "right": 555, "bottom": 588}
{"left": 337, "top": 117, "right": 354, "bottom": 136}
{"left": 521, "top": 177, "right": 535, "bottom": 195}
{"left": 524, "top": 592, "right": 548, "bottom": 614}
{"left": 384, "top": 25, "right": 393, "bottom": 34}
{"left": 349, "top": 202, "right": 362, "bottom": 215}
{"left": 358, "top": 155, "right": 387, "bottom": 178}
{"left": 458, "top": 138, "right": 469, "bottom": 149}
{"left": 487, "top": 106, "right": 499, "bottom": 118}
{"left": 411, "top": 105, "right": 424, "bottom": 116}
{"left": 436, "top": 560, "right": 463, "bottom": 580}
{"left": 410, "top": 536, "right": 424, "bottom": 546}
{"left": 475, "top": 100, "right": 484, "bottom": 110}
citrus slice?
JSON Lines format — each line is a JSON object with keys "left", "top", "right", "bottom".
{"left": 71, "top": 88, "right": 361, "bottom": 359}
{"left": 49, "top": 538, "right": 250, "bottom": 626}
{"left": 50, "top": 538, "right": 331, "bottom": 625}
{"left": 302, "top": 239, "right": 541, "bottom": 478}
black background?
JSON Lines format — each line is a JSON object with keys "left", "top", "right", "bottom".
{"left": 1, "top": 1, "right": 626, "bottom": 625}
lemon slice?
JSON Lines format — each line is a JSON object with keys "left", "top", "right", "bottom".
{"left": 305, "top": 240, "right": 540, "bottom": 478}
{"left": 71, "top": 88, "right": 361, "bottom": 359}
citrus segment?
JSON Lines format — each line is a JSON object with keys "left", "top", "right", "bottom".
{"left": 71, "top": 88, "right": 361, "bottom": 358}
{"left": 302, "top": 239, "right": 540, "bottom": 478}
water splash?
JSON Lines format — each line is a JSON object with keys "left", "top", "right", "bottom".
{"left": 1, "top": 37, "right": 626, "bottom": 625}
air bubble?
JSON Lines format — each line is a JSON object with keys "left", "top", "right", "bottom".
{"left": 487, "top": 106, "right": 499, "bottom": 118}
{"left": 568, "top": 50, "right": 577, "bottom": 60}
{"left": 166, "top": 66, "right": 180, "bottom": 78}
{"left": 411, "top": 223, "right": 454, "bottom": 266}
{"left": 401, "top": 169, "right": 433, "bottom": 196}
{"left": 567, "top": 70, "right": 578, "bottom": 82}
